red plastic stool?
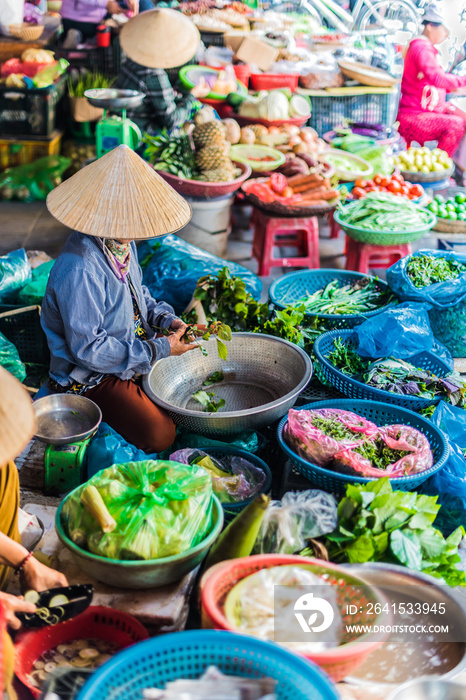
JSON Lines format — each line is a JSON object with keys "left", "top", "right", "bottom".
{"left": 328, "top": 210, "right": 340, "bottom": 239}
{"left": 252, "top": 208, "right": 319, "bottom": 276}
{"left": 345, "top": 237, "right": 412, "bottom": 274}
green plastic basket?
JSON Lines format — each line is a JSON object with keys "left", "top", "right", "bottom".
{"left": 334, "top": 209, "right": 437, "bottom": 245}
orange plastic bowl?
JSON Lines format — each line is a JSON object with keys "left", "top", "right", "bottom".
{"left": 200, "top": 554, "right": 389, "bottom": 683}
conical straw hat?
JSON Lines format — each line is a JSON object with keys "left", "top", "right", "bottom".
{"left": 46, "top": 145, "right": 192, "bottom": 240}
{"left": 120, "top": 8, "right": 200, "bottom": 70}
{"left": 0, "top": 367, "right": 36, "bottom": 465}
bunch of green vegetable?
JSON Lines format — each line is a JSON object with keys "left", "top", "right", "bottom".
{"left": 296, "top": 277, "right": 394, "bottom": 316}
{"left": 352, "top": 436, "right": 410, "bottom": 471}
{"left": 304, "top": 478, "right": 465, "bottom": 587}
{"left": 327, "top": 337, "right": 370, "bottom": 376}
{"left": 67, "top": 71, "right": 115, "bottom": 97}
{"left": 143, "top": 130, "right": 196, "bottom": 179}
{"left": 338, "top": 192, "right": 432, "bottom": 231}
{"left": 407, "top": 254, "right": 466, "bottom": 288}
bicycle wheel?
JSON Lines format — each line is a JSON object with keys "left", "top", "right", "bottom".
{"left": 355, "top": 0, "right": 420, "bottom": 44}
{"left": 272, "top": 0, "right": 322, "bottom": 25}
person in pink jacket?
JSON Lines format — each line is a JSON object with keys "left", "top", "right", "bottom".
{"left": 60, "top": 0, "right": 154, "bottom": 40}
{"left": 398, "top": 3, "right": 466, "bottom": 157}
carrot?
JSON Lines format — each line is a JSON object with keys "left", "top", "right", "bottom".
{"left": 287, "top": 172, "right": 323, "bottom": 187}
{"left": 299, "top": 189, "right": 339, "bottom": 202}
{"left": 293, "top": 186, "right": 328, "bottom": 198}
{"left": 292, "top": 181, "right": 329, "bottom": 194}
{"left": 292, "top": 200, "right": 327, "bottom": 207}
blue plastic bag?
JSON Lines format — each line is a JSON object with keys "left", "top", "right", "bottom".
{"left": 86, "top": 423, "right": 158, "bottom": 479}
{"left": 386, "top": 250, "right": 466, "bottom": 357}
{"left": 0, "top": 332, "right": 26, "bottom": 382}
{"left": 138, "top": 234, "right": 262, "bottom": 315}
{"left": 353, "top": 302, "right": 453, "bottom": 368}
{"left": 0, "top": 249, "right": 31, "bottom": 303}
{"left": 422, "top": 401, "right": 466, "bottom": 535}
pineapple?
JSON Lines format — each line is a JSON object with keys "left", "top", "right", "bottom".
{"left": 196, "top": 146, "right": 231, "bottom": 171}
{"left": 197, "top": 168, "right": 236, "bottom": 182}
{"left": 192, "top": 120, "right": 226, "bottom": 149}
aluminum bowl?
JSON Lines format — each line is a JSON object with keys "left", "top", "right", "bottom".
{"left": 388, "top": 679, "right": 466, "bottom": 700}
{"left": 143, "top": 333, "right": 312, "bottom": 436}
{"left": 343, "top": 563, "right": 466, "bottom": 687}
{"left": 33, "top": 394, "right": 102, "bottom": 445}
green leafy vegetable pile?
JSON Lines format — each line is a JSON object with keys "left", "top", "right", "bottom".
{"left": 306, "top": 479, "right": 465, "bottom": 587}
{"left": 407, "top": 254, "right": 466, "bottom": 288}
{"left": 296, "top": 277, "right": 394, "bottom": 316}
{"left": 192, "top": 389, "right": 225, "bottom": 413}
{"left": 338, "top": 192, "right": 432, "bottom": 231}
{"left": 353, "top": 435, "right": 409, "bottom": 471}
{"left": 142, "top": 131, "right": 196, "bottom": 179}
{"left": 67, "top": 71, "right": 115, "bottom": 97}
{"left": 328, "top": 337, "right": 370, "bottom": 376}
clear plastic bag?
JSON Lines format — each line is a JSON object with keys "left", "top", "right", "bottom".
{"left": 62, "top": 460, "right": 214, "bottom": 560}
{"left": 253, "top": 490, "right": 337, "bottom": 555}
{"left": 0, "top": 331, "right": 26, "bottom": 382}
{"left": 0, "top": 248, "right": 31, "bottom": 303}
{"left": 353, "top": 301, "right": 453, "bottom": 367}
{"left": 284, "top": 408, "right": 378, "bottom": 467}
{"left": 138, "top": 234, "right": 262, "bottom": 316}
{"left": 169, "top": 448, "right": 266, "bottom": 504}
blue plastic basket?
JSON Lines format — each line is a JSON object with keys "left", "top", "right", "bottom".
{"left": 269, "top": 269, "right": 397, "bottom": 329}
{"left": 313, "top": 329, "right": 453, "bottom": 411}
{"left": 197, "top": 446, "right": 272, "bottom": 522}
{"left": 277, "top": 399, "right": 449, "bottom": 494}
{"left": 75, "top": 630, "right": 339, "bottom": 700}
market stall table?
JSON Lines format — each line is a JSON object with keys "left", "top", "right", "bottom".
{"left": 0, "top": 25, "right": 59, "bottom": 63}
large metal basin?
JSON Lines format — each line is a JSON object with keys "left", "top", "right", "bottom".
{"left": 33, "top": 394, "right": 102, "bottom": 445}
{"left": 143, "top": 332, "right": 312, "bottom": 436}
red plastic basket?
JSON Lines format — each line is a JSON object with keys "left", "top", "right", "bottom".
{"left": 233, "top": 64, "right": 251, "bottom": 88}
{"left": 249, "top": 73, "right": 299, "bottom": 92}
{"left": 200, "top": 554, "right": 388, "bottom": 683}
{"left": 14, "top": 606, "right": 149, "bottom": 697}
{"left": 221, "top": 105, "right": 310, "bottom": 129}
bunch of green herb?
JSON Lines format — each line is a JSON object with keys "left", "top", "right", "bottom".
{"left": 353, "top": 435, "right": 409, "bottom": 471}
{"left": 142, "top": 130, "right": 196, "bottom": 179}
{"left": 203, "top": 371, "right": 224, "bottom": 386}
{"left": 293, "top": 278, "right": 394, "bottom": 316}
{"left": 305, "top": 479, "right": 465, "bottom": 587}
{"left": 327, "top": 337, "right": 370, "bottom": 376}
{"left": 310, "top": 415, "right": 362, "bottom": 441}
{"left": 407, "top": 255, "right": 466, "bottom": 288}
{"left": 67, "top": 71, "right": 115, "bottom": 97}
{"left": 192, "top": 389, "right": 225, "bottom": 413}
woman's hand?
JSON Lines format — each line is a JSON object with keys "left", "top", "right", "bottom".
{"left": 0, "top": 592, "right": 36, "bottom": 631}
{"left": 167, "top": 327, "right": 198, "bottom": 356}
{"left": 21, "top": 556, "right": 68, "bottom": 593}
{"left": 170, "top": 318, "right": 188, "bottom": 333}
{"left": 106, "top": 1, "right": 122, "bottom": 15}
{"left": 125, "top": 0, "right": 139, "bottom": 13}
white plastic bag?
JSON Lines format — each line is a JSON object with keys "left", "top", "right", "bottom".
{"left": 0, "top": 0, "right": 25, "bottom": 36}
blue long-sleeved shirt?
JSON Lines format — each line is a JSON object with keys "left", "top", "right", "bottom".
{"left": 41, "top": 231, "right": 175, "bottom": 387}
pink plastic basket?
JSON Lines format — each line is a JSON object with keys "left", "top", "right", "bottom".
{"left": 249, "top": 73, "right": 299, "bottom": 91}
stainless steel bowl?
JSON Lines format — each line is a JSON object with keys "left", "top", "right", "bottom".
{"left": 388, "top": 679, "right": 466, "bottom": 700}
{"left": 84, "top": 88, "right": 145, "bottom": 110}
{"left": 343, "top": 563, "right": 466, "bottom": 687}
{"left": 143, "top": 332, "right": 312, "bottom": 436}
{"left": 33, "top": 394, "right": 102, "bottom": 445}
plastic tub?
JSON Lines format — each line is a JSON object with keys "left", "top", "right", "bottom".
{"left": 230, "top": 144, "right": 286, "bottom": 172}
{"left": 333, "top": 208, "right": 437, "bottom": 245}
{"left": 249, "top": 73, "right": 299, "bottom": 91}
{"left": 177, "top": 194, "right": 234, "bottom": 257}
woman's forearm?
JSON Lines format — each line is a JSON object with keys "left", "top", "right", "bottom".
{"left": 0, "top": 532, "right": 29, "bottom": 569}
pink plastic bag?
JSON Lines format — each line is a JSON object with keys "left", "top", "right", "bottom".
{"left": 284, "top": 408, "right": 379, "bottom": 467}
{"left": 333, "top": 424, "right": 433, "bottom": 478}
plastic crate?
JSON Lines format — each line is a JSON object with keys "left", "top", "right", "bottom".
{"left": 0, "top": 76, "right": 66, "bottom": 137}
{"left": 0, "top": 130, "right": 63, "bottom": 171}
{"left": 250, "top": 73, "right": 299, "bottom": 91}
{"left": 200, "top": 30, "right": 225, "bottom": 47}
{"left": 53, "top": 35, "right": 121, "bottom": 75}
{"left": 307, "top": 88, "right": 400, "bottom": 137}
{"left": 0, "top": 306, "right": 49, "bottom": 366}
{"left": 277, "top": 399, "right": 449, "bottom": 495}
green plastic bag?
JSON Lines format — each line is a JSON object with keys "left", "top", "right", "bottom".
{"left": 0, "top": 156, "right": 71, "bottom": 202}
{"left": 17, "top": 260, "right": 54, "bottom": 306}
{"left": 0, "top": 332, "right": 26, "bottom": 382}
{"left": 61, "top": 460, "right": 214, "bottom": 561}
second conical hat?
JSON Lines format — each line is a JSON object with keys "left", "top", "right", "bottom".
{"left": 46, "top": 145, "right": 192, "bottom": 240}
{"left": 120, "top": 8, "right": 200, "bottom": 70}
{"left": 0, "top": 367, "right": 36, "bottom": 465}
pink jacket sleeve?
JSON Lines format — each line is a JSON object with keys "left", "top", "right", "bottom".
{"left": 411, "top": 40, "right": 466, "bottom": 91}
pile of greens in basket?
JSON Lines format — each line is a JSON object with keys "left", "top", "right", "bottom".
{"left": 67, "top": 71, "right": 115, "bottom": 97}
{"left": 338, "top": 192, "right": 432, "bottom": 231}
{"left": 407, "top": 254, "right": 466, "bottom": 288}
{"left": 295, "top": 277, "right": 394, "bottom": 316}
{"left": 302, "top": 479, "right": 465, "bottom": 587}
{"left": 183, "top": 267, "right": 328, "bottom": 352}
{"left": 328, "top": 338, "right": 466, "bottom": 408}
{"left": 143, "top": 130, "right": 196, "bottom": 179}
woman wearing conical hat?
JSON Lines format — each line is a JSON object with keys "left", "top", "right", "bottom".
{"left": 113, "top": 8, "right": 209, "bottom": 133}
{"left": 0, "top": 368, "right": 68, "bottom": 696}
{"left": 41, "top": 145, "right": 197, "bottom": 453}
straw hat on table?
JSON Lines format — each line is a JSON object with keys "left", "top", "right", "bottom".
{"left": 0, "top": 367, "right": 36, "bottom": 465}
{"left": 120, "top": 8, "right": 201, "bottom": 70}
{"left": 46, "top": 145, "right": 192, "bottom": 240}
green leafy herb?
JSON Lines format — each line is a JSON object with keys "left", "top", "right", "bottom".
{"left": 353, "top": 435, "right": 409, "bottom": 471}
{"left": 309, "top": 415, "right": 362, "bottom": 441}
{"left": 314, "top": 479, "right": 465, "bottom": 587}
{"left": 67, "top": 71, "right": 116, "bottom": 97}
{"left": 192, "top": 389, "right": 225, "bottom": 413}
{"left": 327, "top": 337, "right": 370, "bottom": 376}
{"left": 407, "top": 254, "right": 466, "bottom": 288}
{"left": 203, "top": 371, "right": 224, "bottom": 386}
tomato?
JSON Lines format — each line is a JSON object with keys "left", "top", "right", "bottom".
{"left": 379, "top": 177, "right": 390, "bottom": 188}
{"left": 373, "top": 175, "right": 383, "bottom": 185}
{"left": 354, "top": 179, "right": 368, "bottom": 188}
{"left": 410, "top": 184, "right": 423, "bottom": 198}
{"left": 391, "top": 173, "right": 404, "bottom": 184}
{"left": 401, "top": 185, "right": 411, "bottom": 196}
{"left": 365, "top": 185, "right": 377, "bottom": 192}
{"left": 388, "top": 180, "right": 402, "bottom": 194}
{"left": 352, "top": 187, "right": 366, "bottom": 198}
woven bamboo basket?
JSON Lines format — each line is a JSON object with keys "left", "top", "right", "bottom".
{"left": 9, "top": 24, "right": 44, "bottom": 41}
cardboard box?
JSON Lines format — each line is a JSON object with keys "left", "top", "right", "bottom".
{"left": 224, "top": 31, "right": 248, "bottom": 54}
{"left": 235, "top": 36, "right": 279, "bottom": 73}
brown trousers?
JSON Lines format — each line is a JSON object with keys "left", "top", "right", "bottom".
{"left": 84, "top": 377, "right": 176, "bottom": 453}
